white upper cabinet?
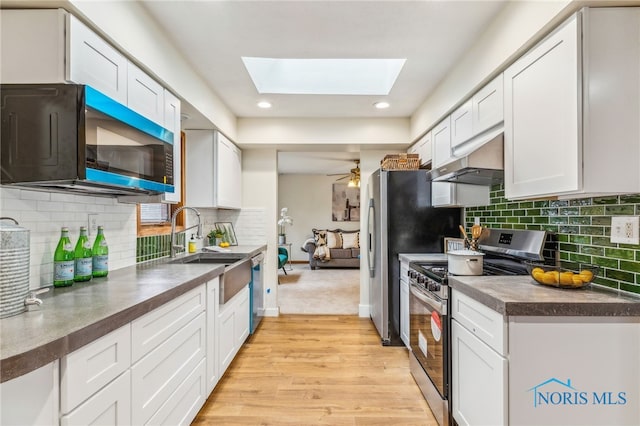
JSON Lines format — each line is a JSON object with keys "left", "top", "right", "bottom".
{"left": 68, "top": 14, "right": 128, "bottom": 104}
{"left": 504, "top": 8, "right": 640, "bottom": 200}
{"left": 451, "top": 74, "right": 503, "bottom": 152}
{"left": 451, "top": 100, "right": 473, "bottom": 150}
{"left": 432, "top": 116, "right": 453, "bottom": 169}
{"left": 1, "top": 9, "right": 170, "bottom": 127}
{"left": 127, "top": 63, "right": 165, "bottom": 126}
{"left": 186, "top": 130, "right": 243, "bottom": 209}
{"left": 216, "top": 133, "right": 243, "bottom": 209}
{"left": 409, "top": 131, "right": 432, "bottom": 166}
{"left": 162, "top": 90, "right": 182, "bottom": 203}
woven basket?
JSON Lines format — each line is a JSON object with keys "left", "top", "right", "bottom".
{"left": 381, "top": 153, "right": 420, "bottom": 170}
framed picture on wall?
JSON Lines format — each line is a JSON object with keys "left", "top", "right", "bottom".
{"left": 332, "top": 183, "right": 360, "bottom": 222}
{"left": 214, "top": 222, "right": 238, "bottom": 246}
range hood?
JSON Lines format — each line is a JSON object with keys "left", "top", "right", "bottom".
{"left": 430, "top": 127, "right": 504, "bottom": 186}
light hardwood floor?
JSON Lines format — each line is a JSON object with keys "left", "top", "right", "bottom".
{"left": 193, "top": 315, "right": 438, "bottom": 425}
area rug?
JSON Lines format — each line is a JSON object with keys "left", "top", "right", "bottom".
{"left": 278, "top": 264, "right": 360, "bottom": 315}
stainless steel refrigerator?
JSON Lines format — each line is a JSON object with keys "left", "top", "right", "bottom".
{"left": 367, "top": 169, "right": 462, "bottom": 346}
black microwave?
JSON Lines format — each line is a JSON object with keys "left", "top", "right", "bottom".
{"left": 0, "top": 84, "right": 175, "bottom": 196}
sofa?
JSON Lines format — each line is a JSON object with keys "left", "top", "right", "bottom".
{"left": 302, "top": 228, "right": 360, "bottom": 270}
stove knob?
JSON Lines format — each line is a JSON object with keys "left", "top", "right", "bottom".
{"left": 409, "top": 270, "right": 416, "bottom": 279}
{"left": 417, "top": 275, "right": 425, "bottom": 284}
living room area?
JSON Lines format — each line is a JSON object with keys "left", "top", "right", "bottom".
{"left": 277, "top": 155, "right": 367, "bottom": 315}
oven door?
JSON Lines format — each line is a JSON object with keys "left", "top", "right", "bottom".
{"left": 409, "top": 283, "right": 448, "bottom": 399}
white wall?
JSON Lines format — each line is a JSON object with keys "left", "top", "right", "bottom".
{"left": 237, "top": 117, "right": 410, "bottom": 146}
{"left": 242, "top": 148, "right": 279, "bottom": 316}
{"left": 0, "top": 187, "right": 137, "bottom": 290}
{"left": 410, "top": 0, "right": 574, "bottom": 140}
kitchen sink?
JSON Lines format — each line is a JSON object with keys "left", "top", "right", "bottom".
{"left": 168, "top": 253, "right": 251, "bottom": 303}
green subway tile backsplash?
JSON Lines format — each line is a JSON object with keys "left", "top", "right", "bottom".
{"left": 465, "top": 185, "right": 640, "bottom": 295}
{"left": 136, "top": 233, "right": 184, "bottom": 263}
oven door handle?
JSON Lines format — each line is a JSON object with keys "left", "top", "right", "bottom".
{"left": 410, "top": 285, "right": 446, "bottom": 314}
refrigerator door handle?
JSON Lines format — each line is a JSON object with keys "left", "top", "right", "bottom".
{"left": 368, "top": 198, "right": 375, "bottom": 278}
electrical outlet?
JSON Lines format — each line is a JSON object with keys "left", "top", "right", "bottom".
{"left": 88, "top": 214, "right": 99, "bottom": 236}
{"left": 611, "top": 216, "right": 639, "bottom": 245}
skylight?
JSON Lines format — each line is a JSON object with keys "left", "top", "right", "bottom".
{"left": 242, "top": 57, "right": 405, "bottom": 95}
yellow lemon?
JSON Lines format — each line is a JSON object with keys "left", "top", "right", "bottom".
{"left": 579, "top": 270, "right": 594, "bottom": 283}
{"left": 532, "top": 271, "right": 545, "bottom": 283}
{"left": 542, "top": 271, "right": 559, "bottom": 285}
{"left": 559, "top": 271, "right": 575, "bottom": 286}
{"left": 531, "top": 267, "right": 544, "bottom": 276}
{"left": 572, "top": 275, "right": 585, "bottom": 287}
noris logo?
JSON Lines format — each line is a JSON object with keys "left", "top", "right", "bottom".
{"left": 528, "top": 378, "right": 627, "bottom": 408}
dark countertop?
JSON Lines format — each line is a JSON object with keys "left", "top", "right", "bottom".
{"left": 449, "top": 275, "right": 640, "bottom": 317}
{"left": 0, "top": 244, "right": 266, "bottom": 383}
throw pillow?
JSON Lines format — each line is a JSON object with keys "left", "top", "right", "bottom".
{"left": 326, "top": 231, "right": 343, "bottom": 249}
{"left": 342, "top": 231, "right": 360, "bottom": 249}
{"left": 313, "top": 229, "right": 327, "bottom": 246}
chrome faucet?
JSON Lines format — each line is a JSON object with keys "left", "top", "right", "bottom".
{"left": 170, "top": 206, "right": 203, "bottom": 257}
{"left": 24, "top": 288, "right": 49, "bottom": 307}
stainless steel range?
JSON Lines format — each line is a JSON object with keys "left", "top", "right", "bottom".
{"left": 407, "top": 228, "right": 555, "bottom": 426}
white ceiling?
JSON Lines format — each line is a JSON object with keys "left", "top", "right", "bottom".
{"left": 141, "top": 0, "right": 506, "bottom": 120}
{"left": 139, "top": 0, "right": 507, "bottom": 175}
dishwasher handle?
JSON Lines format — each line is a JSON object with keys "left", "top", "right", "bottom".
{"left": 251, "top": 252, "right": 265, "bottom": 266}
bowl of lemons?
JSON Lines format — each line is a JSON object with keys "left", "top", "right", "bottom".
{"left": 525, "top": 261, "right": 599, "bottom": 289}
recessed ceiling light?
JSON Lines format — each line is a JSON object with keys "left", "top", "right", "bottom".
{"left": 242, "top": 57, "right": 406, "bottom": 95}
{"left": 374, "top": 101, "right": 390, "bottom": 109}
{"left": 257, "top": 101, "right": 272, "bottom": 109}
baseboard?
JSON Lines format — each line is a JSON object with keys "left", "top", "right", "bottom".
{"left": 263, "top": 307, "right": 280, "bottom": 317}
{"left": 359, "top": 304, "right": 370, "bottom": 318}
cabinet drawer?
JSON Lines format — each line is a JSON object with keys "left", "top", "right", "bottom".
{"left": 146, "top": 358, "right": 207, "bottom": 426}
{"left": 61, "top": 324, "right": 131, "bottom": 413}
{"left": 61, "top": 370, "right": 131, "bottom": 426}
{"left": 131, "top": 286, "right": 205, "bottom": 362}
{"left": 451, "top": 290, "right": 506, "bottom": 355}
{"left": 132, "top": 312, "right": 206, "bottom": 426}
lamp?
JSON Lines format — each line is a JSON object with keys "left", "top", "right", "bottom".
{"left": 348, "top": 174, "right": 360, "bottom": 188}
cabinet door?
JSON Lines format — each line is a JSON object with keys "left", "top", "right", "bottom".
{"left": 185, "top": 130, "right": 215, "bottom": 207}
{"left": 68, "top": 15, "right": 127, "bottom": 104}
{"left": 127, "top": 63, "right": 165, "bottom": 125}
{"left": 235, "top": 286, "right": 250, "bottom": 347}
{"left": 163, "top": 90, "right": 182, "bottom": 203}
{"left": 131, "top": 312, "right": 206, "bottom": 426}
{"left": 1, "top": 361, "right": 59, "bottom": 426}
{"left": 61, "top": 324, "right": 131, "bottom": 413}
{"left": 432, "top": 116, "right": 453, "bottom": 169}
{"left": 145, "top": 359, "right": 206, "bottom": 426}
{"left": 503, "top": 14, "right": 580, "bottom": 200}
{"left": 206, "top": 278, "right": 220, "bottom": 394}
{"left": 215, "top": 133, "right": 242, "bottom": 209}
{"left": 451, "top": 319, "right": 507, "bottom": 426}
{"left": 400, "top": 278, "right": 410, "bottom": 348}
{"left": 217, "top": 300, "right": 236, "bottom": 376}
{"left": 472, "top": 74, "right": 503, "bottom": 135}
{"left": 61, "top": 371, "right": 131, "bottom": 426}
{"left": 411, "top": 131, "right": 432, "bottom": 166}
{"left": 451, "top": 100, "right": 473, "bottom": 150}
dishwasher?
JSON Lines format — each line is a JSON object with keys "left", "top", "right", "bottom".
{"left": 250, "top": 252, "right": 265, "bottom": 334}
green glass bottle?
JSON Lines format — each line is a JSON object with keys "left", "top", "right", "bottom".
{"left": 92, "top": 226, "right": 109, "bottom": 278}
{"left": 74, "top": 226, "right": 92, "bottom": 282}
{"left": 53, "top": 227, "right": 75, "bottom": 287}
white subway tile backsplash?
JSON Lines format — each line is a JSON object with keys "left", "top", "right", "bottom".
{"left": 0, "top": 187, "right": 137, "bottom": 290}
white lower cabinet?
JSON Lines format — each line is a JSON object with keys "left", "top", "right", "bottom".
{"left": 399, "top": 259, "right": 410, "bottom": 348}
{"left": 451, "top": 289, "right": 507, "bottom": 426}
{"left": 131, "top": 285, "right": 206, "bottom": 425}
{"left": 218, "top": 285, "right": 250, "bottom": 377}
{"left": 0, "top": 361, "right": 59, "bottom": 426}
{"left": 451, "top": 319, "right": 507, "bottom": 426}
{"left": 61, "top": 370, "right": 131, "bottom": 426}
{"left": 206, "top": 277, "right": 220, "bottom": 394}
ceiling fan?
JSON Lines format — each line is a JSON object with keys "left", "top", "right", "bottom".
{"left": 328, "top": 160, "right": 360, "bottom": 188}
